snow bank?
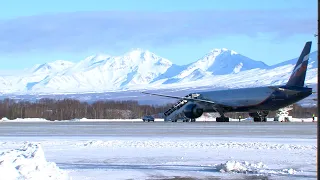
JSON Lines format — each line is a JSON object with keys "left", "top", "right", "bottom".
{"left": 0, "top": 142, "right": 70, "bottom": 180}
{"left": 215, "top": 160, "right": 297, "bottom": 175}
{"left": 0, "top": 117, "right": 162, "bottom": 122}
{"left": 1, "top": 117, "right": 316, "bottom": 122}
{"left": 216, "top": 161, "right": 266, "bottom": 173}
{"left": 0, "top": 117, "right": 9, "bottom": 121}
{"left": 290, "top": 118, "right": 317, "bottom": 122}
{"left": 78, "top": 140, "right": 316, "bottom": 150}
{"left": 1, "top": 117, "right": 50, "bottom": 122}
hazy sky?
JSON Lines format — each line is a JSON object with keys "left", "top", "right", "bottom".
{"left": 0, "top": 0, "right": 317, "bottom": 70}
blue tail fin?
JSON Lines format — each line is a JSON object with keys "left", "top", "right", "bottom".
{"left": 286, "top": 41, "right": 312, "bottom": 87}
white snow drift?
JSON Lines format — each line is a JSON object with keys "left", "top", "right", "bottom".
{"left": 215, "top": 160, "right": 298, "bottom": 175}
{"left": 0, "top": 143, "right": 70, "bottom": 180}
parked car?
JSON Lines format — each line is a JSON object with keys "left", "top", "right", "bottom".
{"left": 142, "top": 115, "right": 155, "bottom": 122}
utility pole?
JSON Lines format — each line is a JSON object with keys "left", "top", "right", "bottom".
{"left": 316, "top": 15, "right": 319, "bottom": 179}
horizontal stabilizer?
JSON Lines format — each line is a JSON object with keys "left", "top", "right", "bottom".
{"left": 269, "top": 86, "right": 300, "bottom": 95}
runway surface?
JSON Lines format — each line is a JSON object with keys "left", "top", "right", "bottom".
{"left": 0, "top": 121, "right": 316, "bottom": 138}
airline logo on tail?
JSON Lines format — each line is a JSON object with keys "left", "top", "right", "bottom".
{"left": 291, "top": 53, "right": 309, "bottom": 77}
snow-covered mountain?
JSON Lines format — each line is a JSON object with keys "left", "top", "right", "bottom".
{"left": 1, "top": 49, "right": 174, "bottom": 93}
{"left": 270, "top": 51, "right": 318, "bottom": 69}
{"left": 31, "top": 60, "right": 75, "bottom": 75}
{"left": 161, "top": 48, "right": 269, "bottom": 84}
{"left": 0, "top": 49, "right": 317, "bottom": 94}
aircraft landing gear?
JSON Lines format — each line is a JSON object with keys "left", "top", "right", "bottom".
{"left": 253, "top": 117, "right": 267, "bottom": 122}
{"left": 214, "top": 109, "right": 230, "bottom": 122}
{"left": 216, "top": 116, "right": 230, "bottom": 122}
{"left": 249, "top": 111, "right": 268, "bottom": 122}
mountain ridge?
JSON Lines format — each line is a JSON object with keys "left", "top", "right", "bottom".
{"left": 0, "top": 48, "right": 317, "bottom": 94}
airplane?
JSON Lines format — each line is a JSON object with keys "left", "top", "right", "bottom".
{"left": 142, "top": 41, "right": 314, "bottom": 122}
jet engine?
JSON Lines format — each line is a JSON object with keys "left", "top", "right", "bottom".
{"left": 183, "top": 104, "right": 203, "bottom": 119}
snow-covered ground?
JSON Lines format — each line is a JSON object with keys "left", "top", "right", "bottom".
{"left": 0, "top": 119, "right": 317, "bottom": 180}
{"left": 0, "top": 143, "right": 70, "bottom": 180}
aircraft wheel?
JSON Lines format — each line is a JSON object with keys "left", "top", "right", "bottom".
{"left": 253, "top": 117, "right": 261, "bottom": 122}
{"left": 253, "top": 117, "right": 266, "bottom": 122}
{"left": 216, "top": 117, "right": 229, "bottom": 122}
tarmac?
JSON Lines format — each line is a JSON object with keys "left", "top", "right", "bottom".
{"left": 0, "top": 121, "right": 316, "bottom": 138}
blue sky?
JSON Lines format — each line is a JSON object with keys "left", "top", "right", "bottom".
{"left": 0, "top": 0, "right": 318, "bottom": 70}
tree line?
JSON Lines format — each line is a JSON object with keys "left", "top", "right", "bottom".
{"left": 0, "top": 98, "right": 317, "bottom": 120}
{"left": 0, "top": 98, "right": 172, "bottom": 120}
